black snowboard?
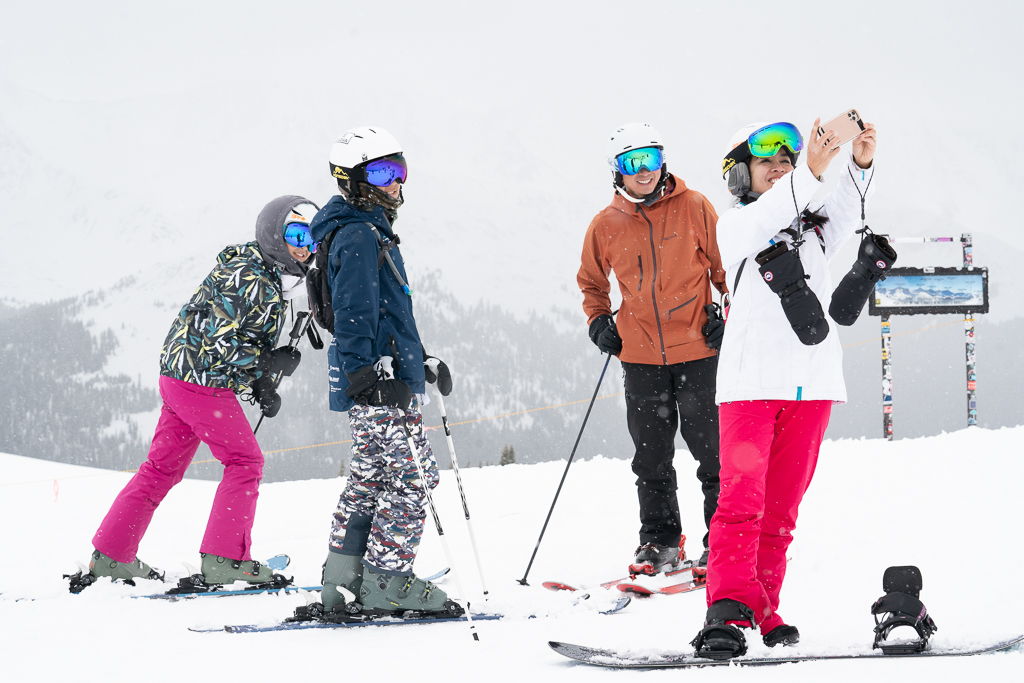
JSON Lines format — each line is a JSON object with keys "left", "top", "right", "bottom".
{"left": 548, "top": 634, "right": 1023, "bottom": 669}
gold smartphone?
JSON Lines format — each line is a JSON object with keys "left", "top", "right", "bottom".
{"left": 817, "top": 109, "right": 866, "bottom": 146}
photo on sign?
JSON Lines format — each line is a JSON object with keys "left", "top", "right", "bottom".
{"left": 869, "top": 267, "right": 989, "bottom": 316}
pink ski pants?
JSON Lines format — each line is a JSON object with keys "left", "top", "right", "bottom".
{"left": 92, "top": 375, "right": 264, "bottom": 563}
{"left": 706, "top": 399, "right": 831, "bottom": 634}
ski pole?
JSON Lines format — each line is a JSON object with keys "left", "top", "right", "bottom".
{"left": 376, "top": 357, "right": 480, "bottom": 642}
{"left": 517, "top": 352, "right": 613, "bottom": 586}
{"left": 431, "top": 385, "right": 490, "bottom": 599}
{"left": 253, "top": 310, "right": 314, "bottom": 436}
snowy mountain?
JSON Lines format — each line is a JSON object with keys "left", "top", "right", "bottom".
{"left": 2, "top": 1, "right": 1023, "bottom": 473}
{"left": 3, "top": 426, "right": 1022, "bottom": 680}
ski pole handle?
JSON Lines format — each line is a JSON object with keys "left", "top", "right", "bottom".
{"left": 375, "top": 355, "right": 395, "bottom": 380}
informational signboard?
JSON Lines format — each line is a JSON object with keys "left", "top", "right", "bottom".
{"left": 868, "top": 267, "right": 989, "bottom": 317}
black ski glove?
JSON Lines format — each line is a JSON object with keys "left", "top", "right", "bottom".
{"left": 423, "top": 354, "right": 453, "bottom": 396}
{"left": 268, "top": 345, "right": 302, "bottom": 377}
{"left": 756, "top": 242, "right": 830, "bottom": 346}
{"left": 702, "top": 303, "right": 725, "bottom": 350}
{"left": 345, "top": 366, "right": 413, "bottom": 409}
{"left": 829, "top": 230, "right": 897, "bottom": 326}
{"left": 588, "top": 314, "right": 622, "bottom": 355}
{"left": 250, "top": 375, "right": 282, "bottom": 418}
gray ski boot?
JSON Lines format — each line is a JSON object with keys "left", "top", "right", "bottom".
{"left": 200, "top": 553, "right": 278, "bottom": 586}
{"left": 322, "top": 551, "right": 363, "bottom": 612}
{"left": 66, "top": 549, "right": 164, "bottom": 593}
{"left": 289, "top": 551, "right": 364, "bottom": 624}
{"left": 356, "top": 564, "right": 464, "bottom": 618}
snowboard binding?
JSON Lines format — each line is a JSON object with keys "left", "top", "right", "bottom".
{"left": 690, "top": 599, "right": 755, "bottom": 660}
{"left": 871, "top": 565, "right": 938, "bottom": 655}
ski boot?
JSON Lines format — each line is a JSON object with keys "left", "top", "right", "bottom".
{"left": 355, "top": 564, "right": 464, "bottom": 619}
{"left": 289, "top": 551, "right": 365, "bottom": 624}
{"left": 167, "top": 553, "right": 292, "bottom": 594}
{"left": 65, "top": 549, "right": 164, "bottom": 593}
{"left": 871, "top": 565, "right": 937, "bottom": 655}
{"left": 763, "top": 624, "right": 800, "bottom": 647}
{"left": 629, "top": 535, "right": 687, "bottom": 577}
{"left": 691, "top": 547, "right": 710, "bottom": 585}
{"left": 690, "top": 599, "right": 755, "bottom": 660}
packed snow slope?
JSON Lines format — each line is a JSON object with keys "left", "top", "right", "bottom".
{"left": 2, "top": 427, "right": 1022, "bottom": 682}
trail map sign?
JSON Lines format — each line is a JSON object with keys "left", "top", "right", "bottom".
{"left": 868, "top": 235, "right": 988, "bottom": 440}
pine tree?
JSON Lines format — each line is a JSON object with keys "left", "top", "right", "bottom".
{"left": 500, "top": 444, "right": 516, "bottom": 466}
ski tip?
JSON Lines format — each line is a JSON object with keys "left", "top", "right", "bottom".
{"left": 542, "top": 581, "right": 578, "bottom": 592}
{"left": 265, "top": 554, "right": 291, "bottom": 571}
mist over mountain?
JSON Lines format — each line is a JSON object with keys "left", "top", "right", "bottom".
{"left": 1, "top": 1, "right": 1021, "bottom": 479}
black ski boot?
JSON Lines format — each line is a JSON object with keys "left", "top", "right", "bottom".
{"left": 691, "top": 599, "right": 755, "bottom": 660}
{"left": 763, "top": 624, "right": 800, "bottom": 647}
{"left": 629, "top": 536, "right": 686, "bottom": 576}
{"left": 871, "top": 565, "right": 937, "bottom": 654}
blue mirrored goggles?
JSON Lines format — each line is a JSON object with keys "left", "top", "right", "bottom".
{"left": 615, "top": 146, "right": 664, "bottom": 176}
{"left": 362, "top": 153, "right": 408, "bottom": 187}
{"left": 283, "top": 222, "right": 319, "bottom": 253}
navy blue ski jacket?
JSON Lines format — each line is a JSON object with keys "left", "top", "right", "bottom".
{"left": 309, "top": 196, "right": 425, "bottom": 412}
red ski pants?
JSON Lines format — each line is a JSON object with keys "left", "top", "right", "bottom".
{"left": 706, "top": 399, "right": 831, "bottom": 634}
{"left": 92, "top": 375, "right": 264, "bottom": 563}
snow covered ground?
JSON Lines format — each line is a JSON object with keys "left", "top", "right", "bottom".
{"left": 2, "top": 426, "right": 1022, "bottom": 681}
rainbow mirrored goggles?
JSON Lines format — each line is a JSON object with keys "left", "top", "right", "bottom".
{"left": 283, "top": 222, "right": 319, "bottom": 253}
{"left": 722, "top": 122, "right": 803, "bottom": 175}
{"left": 362, "top": 153, "right": 408, "bottom": 187}
{"left": 615, "top": 146, "right": 663, "bottom": 176}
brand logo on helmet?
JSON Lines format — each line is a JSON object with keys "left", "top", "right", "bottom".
{"left": 361, "top": 153, "right": 369, "bottom": 162}
{"left": 336, "top": 133, "right": 355, "bottom": 144}
{"left": 876, "top": 260, "right": 887, "bottom": 270}
{"left": 722, "top": 157, "right": 738, "bottom": 174}
{"left": 764, "top": 271, "right": 774, "bottom": 282}
{"left": 331, "top": 165, "right": 350, "bottom": 180}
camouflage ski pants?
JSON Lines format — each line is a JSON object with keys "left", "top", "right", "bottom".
{"left": 329, "top": 404, "right": 438, "bottom": 575}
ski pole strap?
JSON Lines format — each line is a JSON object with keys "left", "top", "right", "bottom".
{"left": 366, "top": 224, "right": 412, "bottom": 297}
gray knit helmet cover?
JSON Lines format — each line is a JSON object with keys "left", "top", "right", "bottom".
{"left": 254, "top": 195, "right": 317, "bottom": 277}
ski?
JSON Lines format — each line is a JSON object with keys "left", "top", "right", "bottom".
{"left": 614, "top": 575, "right": 705, "bottom": 597}
{"left": 548, "top": 634, "right": 1024, "bottom": 669}
{"left": 192, "top": 594, "right": 632, "bottom": 634}
{"left": 543, "top": 562, "right": 699, "bottom": 594}
{"left": 190, "top": 612, "right": 505, "bottom": 633}
{"left": 137, "top": 566, "right": 450, "bottom": 600}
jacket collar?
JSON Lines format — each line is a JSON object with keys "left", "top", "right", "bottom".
{"left": 608, "top": 173, "right": 687, "bottom": 215}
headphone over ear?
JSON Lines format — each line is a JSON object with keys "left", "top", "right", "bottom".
{"left": 726, "top": 162, "right": 750, "bottom": 198}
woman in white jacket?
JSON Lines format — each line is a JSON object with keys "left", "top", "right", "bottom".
{"left": 691, "top": 119, "right": 877, "bottom": 659}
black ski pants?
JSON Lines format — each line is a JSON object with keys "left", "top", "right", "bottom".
{"left": 622, "top": 355, "right": 720, "bottom": 550}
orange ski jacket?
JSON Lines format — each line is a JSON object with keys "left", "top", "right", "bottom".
{"left": 578, "top": 175, "right": 727, "bottom": 365}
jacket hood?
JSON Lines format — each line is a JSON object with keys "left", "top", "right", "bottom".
{"left": 255, "top": 195, "right": 319, "bottom": 277}
{"left": 609, "top": 173, "right": 689, "bottom": 216}
{"left": 310, "top": 195, "right": 394, "bottom": 243}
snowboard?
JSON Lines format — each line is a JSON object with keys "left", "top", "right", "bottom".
{"left": 548, "top": 634, "right": 1024, "bottom": 669}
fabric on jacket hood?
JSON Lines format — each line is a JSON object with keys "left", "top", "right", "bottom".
{"left": 255, "top": 195, "right": 316, "bottom": 277}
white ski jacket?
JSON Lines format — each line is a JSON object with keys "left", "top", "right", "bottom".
{"left": 715, "top": 155, "right": 875, "bottom": 404}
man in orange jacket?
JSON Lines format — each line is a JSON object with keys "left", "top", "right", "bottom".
{"left": 578, "top": 122, "right": 727, "bottom": 572}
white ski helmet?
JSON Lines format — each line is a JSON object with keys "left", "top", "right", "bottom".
{"left": 329, "top": 126, "right": 406, "bottom": 212}
{"left": 606, "top": 122, "right": 665, "bottom": 172}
